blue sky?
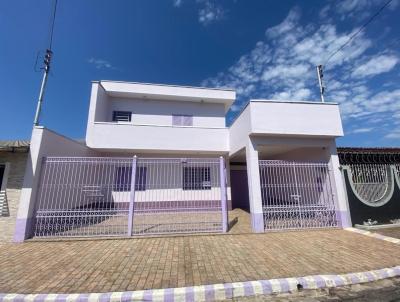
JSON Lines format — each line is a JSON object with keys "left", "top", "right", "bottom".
{"left": 0, "top": 0, "right": 399, "bottom": 146}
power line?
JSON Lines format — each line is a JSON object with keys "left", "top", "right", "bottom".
{"left": 324, "top": 0, "right": 393, "bottom": 66}
{"left": 48, "top": 0, "right": 58, "bottom": 50}
{"left": 33, "top": 0, "right": 58, "bottom": 126}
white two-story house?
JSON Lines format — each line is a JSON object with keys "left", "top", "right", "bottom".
{"left": 14, "top": 80, "right": 351, "bottom": 241}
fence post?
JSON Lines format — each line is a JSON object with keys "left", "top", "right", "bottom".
{"left": 220, "top": 156, "right": 228, "bottom": 232}
{"left": 127, "top": 155, "right": 137, "bottom": 236}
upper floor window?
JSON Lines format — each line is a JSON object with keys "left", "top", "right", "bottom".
{"left": 112, "top": 111, "right": 132, "bottom": 122}
{"left": 172, "top": 114, "right": 193, "bottom": 126}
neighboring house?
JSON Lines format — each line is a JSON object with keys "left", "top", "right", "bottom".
{"left": 338, "top": 147, "right": 400, "bottom": 226}
{"left": 0, "top": 140, "right": 29, "bottom": 242}
{"left": 14, "top": 81, "right": 351, "bottom": 241}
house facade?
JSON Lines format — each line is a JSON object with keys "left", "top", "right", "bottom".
{"left": 0, "top": 141, "right": 29, "bottom": 242}
{"left": 14, "top": 81, "right": 351, "bottom": 241}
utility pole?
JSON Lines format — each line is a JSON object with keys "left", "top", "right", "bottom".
{"left": 316, "top": 65, "right": 325, "bottom": 103}
{"left": 33, "top": 0, "right": 58, "bottom": 126}
{"left": 33, "top": 49, "right": 53, "bottom": 126}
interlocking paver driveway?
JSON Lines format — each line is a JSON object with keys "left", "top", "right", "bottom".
{"left": 1, "top": 229, "right": 400, "bottom": 294}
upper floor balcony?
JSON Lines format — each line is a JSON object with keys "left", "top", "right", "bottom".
{"left": 85, "top": 81, "right": 235, "bottom": 153}
{"left": 86, "top": 122, "right": 229, "bottom": 153}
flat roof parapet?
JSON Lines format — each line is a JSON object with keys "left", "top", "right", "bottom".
{"left": 95, "top": 80, "right": 236, "bottom": 113}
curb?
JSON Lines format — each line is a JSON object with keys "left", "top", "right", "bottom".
{"left": 1, "top": 266, "right": 400, "bottom": 302}
{"left": 345, "top": 227, "right": 400, "bottom": 245}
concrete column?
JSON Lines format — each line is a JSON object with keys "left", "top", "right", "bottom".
{"left": 14, "top": 127, "right": 45, "bottom": 242}
{"left": 245, "top": 137, "right": 264, "bottom": 232}
{"left": 328, "top": 141, "right": 352, "bottom": 228}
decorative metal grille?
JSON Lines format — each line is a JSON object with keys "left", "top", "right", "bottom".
{"left": 34, "top": 157, "right": 132, "bottom": 237}
{"left": 33, "top": 157, "right": 224, "bottom": 238}
{"left": 132, "top": 158, "right": 223, "bottom": 235}
{"left": 338, "top": 149, "right": 400, "bottom": 165}
{"left": 259, "top": 160, "right": 338, "bottom": 230}
{"left": 395, "top": 164, "right": 400, "bottom": 184}
{"left": 347, "top": 164, "right": 392, "bottom": 206}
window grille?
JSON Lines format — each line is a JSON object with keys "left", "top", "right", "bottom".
{"left": 112, "top": 111, "right": 132, "bottom": 122}
{"left": 183, "top": 167, "right": 211, "bottom": 190}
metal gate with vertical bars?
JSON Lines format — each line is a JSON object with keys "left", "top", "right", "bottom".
{"left": 34, "top": 156, "right": 226, "bottom": 238}
{"left": 259, "top": 160, "right": 338, "bottom": 230}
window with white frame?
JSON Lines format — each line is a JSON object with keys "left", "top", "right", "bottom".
{"left": 172, "top": 114, "right": 193, "bottom": 126}
{"left": 112, "top": 111, "right": 132, "bottom": 122}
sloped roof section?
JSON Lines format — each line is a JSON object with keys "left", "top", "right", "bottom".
{"left": 0, "top": 140, "right": 30, "bottom": 152}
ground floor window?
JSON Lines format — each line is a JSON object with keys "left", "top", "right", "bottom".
{"left": 115, "top": 166, "right": 147, "bottom": 191}
{"left": 183, "top": 166, "right": 211, "bottom": 190}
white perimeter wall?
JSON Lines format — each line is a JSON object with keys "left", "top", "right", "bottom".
{"left": 250, "top": 101, "right": 343, "bottom": 137}
{"left": 14, "top": 127, "right": 93, "bottom": 241}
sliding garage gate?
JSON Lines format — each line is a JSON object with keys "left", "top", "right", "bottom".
{"left": 33, "top": 157, "right": 226, "bottom": 237}
{"left": 259, "top": 160, "right": 339, "bottom": 230}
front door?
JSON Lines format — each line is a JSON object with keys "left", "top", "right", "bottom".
{"left": 230, "top": 168, "right": 250, "bottom": 211}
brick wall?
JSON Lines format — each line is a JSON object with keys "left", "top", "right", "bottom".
{"left": 0, "top": 152, "right": 28, "bottom": 242}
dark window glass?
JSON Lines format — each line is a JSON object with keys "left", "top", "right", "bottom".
{"left": 183, "top": 167, "right": 211, "bottom": 190}
{"left": 112, "top": 111, "right": 132, "bottom": 122}
{"left": 0, "top": 165, "right": 5, "bottom": 186}
{"left": 115, "top": 166, "right": 147, "bottom": 191}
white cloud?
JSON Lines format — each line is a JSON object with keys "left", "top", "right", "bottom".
{"left": 334, "top": 0, "right": 399, "bottom": 20}
{"left": 385, "top": 129, "right": 400, "bottom": 139}
{"left": 271, "top": 88, "right": 312, "bottom": 101}
{"left": 351, "top": 127, "right": 373, "bottom": 134}
{"left": 262, "top": 64, "right": 310, "bottom": 81}
{"left": 88, "top": 58, "right": 116, "bottom": 70}
{"left": 173, "top": 0, "right": 183, "bottom": 7}
{"left": 198, "top": 1, "right": 225, "bottom": 25}
{"left": 352, "top": 54, "right": 398, "bottom": 78}
{"left": 265, "top": 7, "right": 301, "bottom": 38}
{"left": 201, "top": 6, "right": 400, "bottom": 142}
{"left": 202, "top": 7, "right": 372, "bottom": 103}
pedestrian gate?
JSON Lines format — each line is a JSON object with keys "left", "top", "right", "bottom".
{"left": 34, "top": 157, "right": 226, "bottom": 237}
{"left": 259, "top": 160, "right": 338, "bottom": 230}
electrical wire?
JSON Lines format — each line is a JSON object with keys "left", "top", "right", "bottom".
{"left": 324, "top": 0, "right": 393, "bottom": 66}
{"left": 48, "top": 0, "right": 58, "bottom": 50}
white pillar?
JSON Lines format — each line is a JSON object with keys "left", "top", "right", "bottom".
{"left": 328, "top": 140, "right": 352, "bottom": 228}
{"left": 14, "top": 127, "right": 45, "bottom": 242}
{"left": 245, "top": 137, "right": 264, "bottom": 232}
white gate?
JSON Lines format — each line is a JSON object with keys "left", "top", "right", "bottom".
{"left": 33, "top": 157, "right": 227, "bottom": 237}
{"left": 259, "top": 160, "right": 338, "bottom": 230}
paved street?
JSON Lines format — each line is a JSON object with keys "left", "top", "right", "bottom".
{"left": 1, "top": 228, "right": 400, "bottom": 294}
{"left": 227, "top": 277, "right": 400, "bottom": 301}
{"left": 374, "top": 227, "right": 400, "bottom": 239}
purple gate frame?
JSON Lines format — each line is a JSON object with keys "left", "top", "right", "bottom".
{"left": 127, "top": 156, "right": 137, "bottom": 236}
